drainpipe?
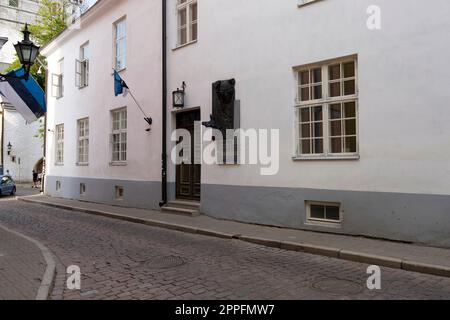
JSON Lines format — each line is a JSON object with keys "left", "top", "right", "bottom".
{"left": 41, "top": 68, "right": 48, "bottom": 194}
{"left": 0, "top": 104, "right": 4, "bottom": 175}
{"left": 159, "top": 0, "right": 168, "bottom": 207}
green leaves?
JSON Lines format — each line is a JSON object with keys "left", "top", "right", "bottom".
{"left": 29, "top": 0, "right": 68, "bottom": 47}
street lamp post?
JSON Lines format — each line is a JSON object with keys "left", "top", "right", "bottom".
{"left": 7, "top": 142, "right": 12, "bottom": 156}
{"left": 0, "top": 24, "right": 40, "bottom": 82}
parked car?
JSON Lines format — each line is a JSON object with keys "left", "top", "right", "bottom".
{"left": 0, "top": 175, "right": 16, "bottom": 196}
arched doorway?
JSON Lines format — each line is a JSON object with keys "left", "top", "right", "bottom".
{"left": 33, "top": 158, "right": 44, "bottom": 174}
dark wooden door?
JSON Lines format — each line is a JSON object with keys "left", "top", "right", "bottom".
{"left": 176, "top": 110, "right": 201, "bottom": 200}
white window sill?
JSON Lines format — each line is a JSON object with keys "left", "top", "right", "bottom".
{"left": 305, "top": 220, "right": 342, "bottom": 228}
{"left": 54, "top": 163, "right": 64, "bottom": 166}
{"left": 115, "top": 67, "right": 126, "bottom": 73}
{"left": 76, "top": 163, "right": 89, "bottom": 166}
{"left": 172, "top": 39, "right": 197, "bottom": 51}
{"left": 297, "top": 0, "right": 323, "bottom": 8}
{"left": 293, "top": 155, "right": 360, "bottom": 161}
{"left": 110, "top": 162, "right": 127, "bottom": 166}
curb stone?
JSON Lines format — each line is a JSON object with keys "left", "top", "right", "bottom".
{"left": 0, "top": 223, "right": 56, "bottom": 300}
{"left": 18, "top": 197, "right": 450, "bottom": 279}
{"left": 339, "top": 250, "right": 402, "bottom": 269}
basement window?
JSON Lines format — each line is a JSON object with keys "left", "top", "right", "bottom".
{"left": 306, "top": 201, "right": 341, "bottom": 224}
{"left": 80, "top": 183, "right": 86, "bottom": 195}
{"left": 56, "top": 180, "right": 61, "bottom": 191}
{"left": 115, "top": 186, "right": 124, "bottom": 200}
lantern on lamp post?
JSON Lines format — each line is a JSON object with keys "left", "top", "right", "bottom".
{"left": 7, "top": 142, "right": 12, "bottom": 156}
{"left": 13, "top": 24, "right": 40, "bottom": 78}
{"left": 0, "top": 24, "right": 39, "bottom": 81}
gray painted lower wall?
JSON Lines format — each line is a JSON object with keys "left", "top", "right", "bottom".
{"left": 201, "top": 184, "right": 450, "bottom": 248}
{"left": 45, "top": 176, "right": 450, "bottom": 248}
{"left": 45, "top": 176, "right": 162, "bottom": 210}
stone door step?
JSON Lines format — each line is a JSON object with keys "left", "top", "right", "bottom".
{"left": 162, "top": 202, "right": 200, "bottom": 217}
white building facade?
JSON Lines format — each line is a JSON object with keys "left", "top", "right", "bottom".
{"left": 44, "top": 0, "right": 450, "bottom": 247}
{"left": 1, "top": 0, "right": 43, "bottom": 181}
{"left": 42, "top": 0, "right": 163, "bottom": 208}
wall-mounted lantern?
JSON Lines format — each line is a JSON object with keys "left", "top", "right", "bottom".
{"left": 172, "top": 81, "right": 187, "bottom": 109}
{"left": 7, "top": 142, "right": 12, "bottom": 156}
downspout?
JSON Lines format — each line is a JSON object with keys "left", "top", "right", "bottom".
{"left": 41, "top": 69, "right": 48, "bottom": 194}
{"left": 0, "top": 104, "right": 4, "bottom": 175}
{"left": 159, "top": 0, "right": 168, "bottom": 207}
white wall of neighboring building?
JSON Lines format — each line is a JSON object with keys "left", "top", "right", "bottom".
{"left": 1, "top": 0, "right": 42, "bottom": 178}
{"left": 2, "top": 108, "right": 43, "bottom": 182}
{"left": 0, "top": 0, "right": 40, "bottom": 66}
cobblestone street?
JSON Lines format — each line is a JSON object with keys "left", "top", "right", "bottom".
{"left": 0, "top": 197, "right": 450, "bottom": 300}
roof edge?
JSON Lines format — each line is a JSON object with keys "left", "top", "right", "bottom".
{"left": 40, "top": 0, "right": 113, "bottom": 56}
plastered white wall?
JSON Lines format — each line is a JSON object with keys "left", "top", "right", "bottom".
{"left": 43, "top": 0, "right": 162, "bottom": 183}
{"left": 2, "top": 109, "right": 43, "bottom": 182}
{"left": 166, "top": 0, "right": 450, "bottom": 196}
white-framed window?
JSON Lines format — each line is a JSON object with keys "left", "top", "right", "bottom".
{"left": 9, "top": 0, "right": 19, "bottom": 8}
{"left": 177, "top": 0, "right": 197, "bottom": 46}
{"left": 77, "top": 118, "right": 89, "bottom": 164}
{"left": 306, "top": 201, "right": 341, "bottom": 224}
{"left": 114, "top": 18, "right": 126, "bottom": 71}
{"left": 55, "top": 124, "right": 64, "bottom": 165}
{"left": 111, "top": 108, "right": 127, "bottom": 163}
{"left": 51, "top": 59, "right": 64, "bottom": 98}
{"left": 295, "top": 57, "right": 358, "bottom": 159}
{"left": 76, "top": 42, "right": 89, "bottom": 88}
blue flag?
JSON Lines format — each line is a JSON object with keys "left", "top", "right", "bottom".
{"left": 114, "top": 70, "right": 129, "bottom": 97}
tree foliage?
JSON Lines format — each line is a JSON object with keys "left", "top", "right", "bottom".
{"left": 28, "top": 0, "right": 68, "bottom": 47}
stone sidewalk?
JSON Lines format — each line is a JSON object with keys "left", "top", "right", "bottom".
{"left": 0, "top": 223, "right": 50, "bottom": 300}
{"left": 19, "top": 195, "right": 450, "bottom": 278}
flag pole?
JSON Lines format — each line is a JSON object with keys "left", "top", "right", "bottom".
{"left": 128, "top": 90, "right": 153, "bottom": 127}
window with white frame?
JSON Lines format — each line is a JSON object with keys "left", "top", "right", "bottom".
{"left": 295, "top": 57, "right": 358, "bottom": 158}
{"left": 51, "top": 59, "right": 64, "bottom": 98}
{"left": 77, "top": 118, "right": 89, "bottom": 164}
{"left": 177, "top": 0, "right": 197, "bottom": 46}
{"left": 114, "top": 18, "right": 126, "bottom": 70}
{"left": 111, "top": 108, "right": 127, "bottom": 163}
{"left": 76, "top": 42, "right": 89, "bottom": 88}
{"left": 55, "top": 124, "right": 64, "bottom": 165}
{"left": 306, "top": 201, "right": 341, "bottom": 224}
{"left": 9, "top": 0, "right": 19, "bottom": 8}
